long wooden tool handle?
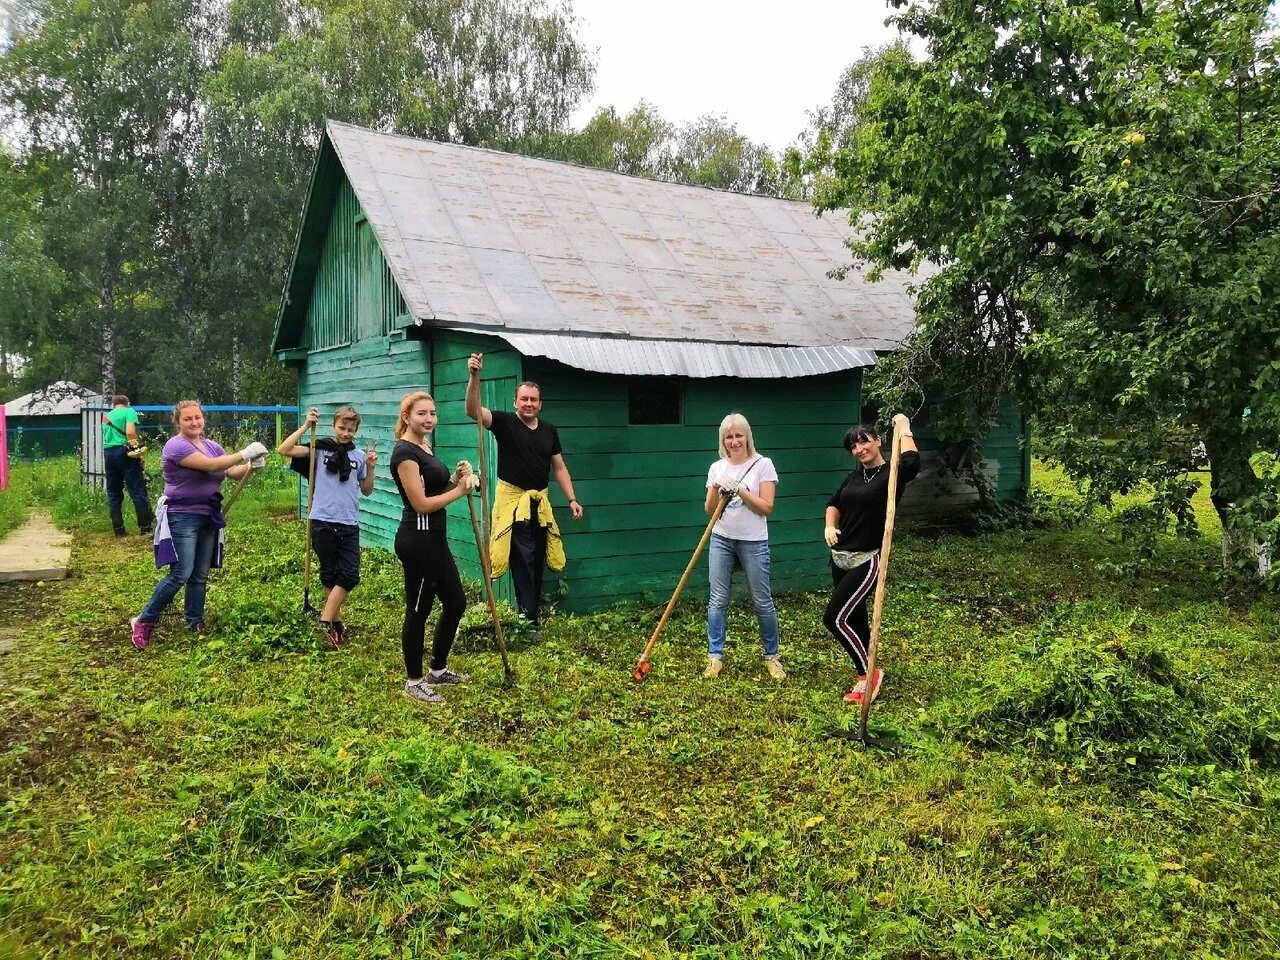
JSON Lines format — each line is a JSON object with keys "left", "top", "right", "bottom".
{"left": 303, "top": 427, "right": 318, "bottom": 589}
{"left": 222, "top": 469, "right": 252, "bottom": 517}
{"left": 860, "top": 426, "right": 904, "bottom": 736}
{"left": 467, "top": 492, "right": 513, "bottom": 678}
{"left": 637, "top": 494, "right": 730, "bottom": 664}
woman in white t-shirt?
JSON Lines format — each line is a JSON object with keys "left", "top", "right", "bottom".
{"left": 702, "top": 413, "right": 783, "bottom": 680}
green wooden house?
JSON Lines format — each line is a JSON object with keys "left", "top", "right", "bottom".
{"left": 272, "top": 121, "right": 1029, "bottom": 612}
{"left": 3, "top": 381, "right": 101, "bottom": 460}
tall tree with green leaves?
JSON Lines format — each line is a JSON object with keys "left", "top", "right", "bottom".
{"left": 183, "top": 0, "right": 595, "bottom": 401}
{"left": 0, "top": 149, "right": 63, "bottom": 394}
{"left": 670, "top": 114, "right": 783, "bottom": 195}
{"left": 0, "top": 0, "right": 211, "bottom": 398}
{"left": 531, "top": 102, "right": 674, "bottom": 177}
{"left": 809, "top": 0, "right": 1280, "bottom": 569}
{"left": 1, "top": 0, "right": 595, "bottom": 403}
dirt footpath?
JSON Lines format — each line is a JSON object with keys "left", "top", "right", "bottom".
{"left": 0, "top": 511, "right": 72, "bottom": 582}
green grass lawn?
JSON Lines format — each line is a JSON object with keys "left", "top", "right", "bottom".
{"left": 0, "top": 461, "right": 1277, "bottom": 958}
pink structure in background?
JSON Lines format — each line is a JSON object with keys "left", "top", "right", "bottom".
{"left": 0, "top": 404, "right": 7, "bottom": 491}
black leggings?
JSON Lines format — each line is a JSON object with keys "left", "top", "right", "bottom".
{"left": 823, "top": 556, "right": 880, "bottom": 676}
{"left": 394, "top": 526, "right": 466, "bottom": 679}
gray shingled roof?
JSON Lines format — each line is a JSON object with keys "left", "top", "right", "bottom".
{"left": 316, "top": 121, "right": 922, "bottom": 376}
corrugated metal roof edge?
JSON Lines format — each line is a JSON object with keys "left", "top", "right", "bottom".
{"left": 439, "top": 324, "right": 882, "bottom": 379}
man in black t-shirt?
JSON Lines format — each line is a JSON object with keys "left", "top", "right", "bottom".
{"left": 466, "top": 353, "right": 583, "bottom": 637}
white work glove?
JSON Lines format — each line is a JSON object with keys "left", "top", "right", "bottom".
{"left": 892, "top": 413, "right": 913, "bottom": 437}
{"left": 454, "top": 459, "right": 473, "bottom": 480}
{"left": 238, "top": 441, "right": 268, "bottom": 463}
{"left": 460, "top": 472, "right": 481, "bottom": 493}
{"left": 249, "top": 454, "right": 267, "bottom": 469}
{"left": 824, "top": 525, "right": 840, "bottom": 547}
{"left": 713, "top": 470, "right": 740, "bottom": 497}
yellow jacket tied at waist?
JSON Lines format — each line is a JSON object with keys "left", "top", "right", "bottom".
{"left": 489, "top": 480, "right": 565, "bottom": 579}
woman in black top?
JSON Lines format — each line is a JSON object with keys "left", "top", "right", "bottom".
{"left": 822, "top": 414, "right": 920, "bottom": 706}
{"left": 391, "top": 391, "right": 480, "bottom": 705}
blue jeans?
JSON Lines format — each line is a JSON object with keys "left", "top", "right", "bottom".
{"left": 707, "top": 534, "right": 780, "bottom": 659}
{"left": 139, "top": 512, "right": 218, "bottom": 628}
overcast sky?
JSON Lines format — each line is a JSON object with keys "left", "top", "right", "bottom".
{"left": 568, "top": 0, "right": 904, "bottom": 150}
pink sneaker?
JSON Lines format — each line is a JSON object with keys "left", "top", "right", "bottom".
{"left": 843, "top": 669, "right": 884, "bottom": 705}
{"left": 130, "top": 617, "right": 156, "bottom": 650}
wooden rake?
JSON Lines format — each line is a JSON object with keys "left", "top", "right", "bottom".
{"left": 632, "top": 493, "right": 730, "bottom": 682}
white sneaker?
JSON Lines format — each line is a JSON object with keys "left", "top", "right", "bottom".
{"left": 703, "top": 657, "right": 723, "bottom": 678}
{"left": 765, "top": 658, "right": 786, "bottom": 681}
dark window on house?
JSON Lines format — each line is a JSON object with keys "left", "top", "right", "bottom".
{"left": 628, "top": 378, "right": 683, "bottom": 425}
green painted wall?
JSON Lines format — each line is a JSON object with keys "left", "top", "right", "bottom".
{"left": 5, "top": 415, "right": 80, "bottom": 459}
{"left": 288, "top": 173, "right": 1031, "bottom": 615}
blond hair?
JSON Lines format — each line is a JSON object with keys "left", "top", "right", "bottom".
{"left": 395, "top": 392, "right": 434, "bottom": 440}
{"left": 717, "top": 412, "right": 757, "bottom": 459}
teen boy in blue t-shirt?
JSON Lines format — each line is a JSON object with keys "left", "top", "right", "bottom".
{"left": 277, "top": 406, "right": 377, "bottom": 648}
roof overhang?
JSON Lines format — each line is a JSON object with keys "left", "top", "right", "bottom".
{"left": 441, "top": 325, "right": 879, "bottom": 378}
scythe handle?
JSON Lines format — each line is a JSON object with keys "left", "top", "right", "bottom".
{"left": 635, "top": 493, "right": 730, "bottom": 667}
{"left": 860, "top": 425, "right": 904, "bottom": 738}
{"left": 467, "top": 490, "right": 513, "bottom": 679}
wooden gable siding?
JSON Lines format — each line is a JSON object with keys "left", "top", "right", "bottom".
{"left": 305, "top": 180, "right": 408, "bottom": 352}
{"left": 292, "top": 181, "right": 513, "bottom": 604}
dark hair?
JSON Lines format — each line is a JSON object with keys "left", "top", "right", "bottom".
{"left": 515, "top": 381, "right": 541, "bottom": 397}
{"left": 112, "top": 394, "right": 129, "bottom": 406}
{"left": 842, "top": 423, "right": 881, "bottom": 451}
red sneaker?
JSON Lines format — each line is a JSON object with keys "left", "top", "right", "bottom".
{"left": 843, "top": 669, "right": 884, "bottom": 705}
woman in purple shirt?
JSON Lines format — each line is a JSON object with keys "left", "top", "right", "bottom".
{"left": 129, "top": 400, "right": 268, "bottom": 649}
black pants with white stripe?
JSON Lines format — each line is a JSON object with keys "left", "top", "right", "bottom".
{"left": 823, "top": 556, "right": 879, "bottom": 676}
{"left": 394, "top": 524, "right": 466, "bottom": 680}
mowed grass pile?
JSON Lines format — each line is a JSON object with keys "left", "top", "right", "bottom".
{"left": 1, "top": 460, "right": 1278, "bottom": 958}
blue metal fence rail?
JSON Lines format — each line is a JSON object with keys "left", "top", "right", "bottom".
{"left": 81, "top": 403, "right": 299, "bottom": 489}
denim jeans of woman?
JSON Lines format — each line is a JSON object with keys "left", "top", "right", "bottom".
{"left": 706, "top": 533, "right": 780, "bottom": 659}
{"left": 139, "top": 512, "right": 217, "bottom": 628}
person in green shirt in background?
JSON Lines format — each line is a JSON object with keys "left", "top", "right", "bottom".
{"left": 102, "top": 394, "right": 153, "bottom": 537}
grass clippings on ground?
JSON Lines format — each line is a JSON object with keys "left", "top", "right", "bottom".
{"left": 0, "top": 458, "right": 1277, "bottom": 959}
